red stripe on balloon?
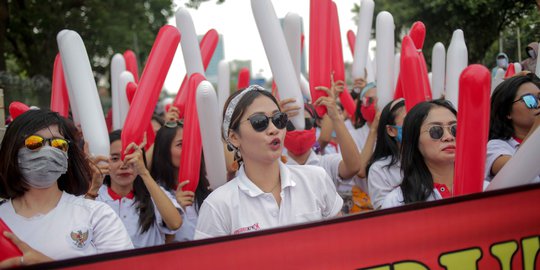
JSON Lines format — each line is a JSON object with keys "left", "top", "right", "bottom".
{"left": 51, "top": 54, "right": 70, "bottom": 117}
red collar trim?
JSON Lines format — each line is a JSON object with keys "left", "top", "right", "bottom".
{"left": 107, "top": 187, "right": 134, "bottom": 200}
{"left": 512, "top": 136, "right": 523, "bottom": 144}
{"left": 434, "top": 183, "right": 452, "bottom": 199}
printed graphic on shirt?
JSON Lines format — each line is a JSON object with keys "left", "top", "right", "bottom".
{"left": 68, "top": 228, "right": 91, "bottom": 249}
{"left": 233, "top": 223, "right": 261, "bottom": 235}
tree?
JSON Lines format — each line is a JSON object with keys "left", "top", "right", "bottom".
{"left": 1, "top": 0, "right": 174, "bottom": 78}
{"left": 352, "top": 0, "right": 539, "bottom": 67}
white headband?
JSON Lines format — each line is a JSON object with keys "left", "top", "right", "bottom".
{"left": 221, "top": 85, "right": 265, "bottom": 147}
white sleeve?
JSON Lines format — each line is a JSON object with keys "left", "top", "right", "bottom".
{"left": 153, "top": 187, "right": 183, "bottom": 235}
{"left": 194, "top": 200, "right": 229, "bottom": 240}
{"left": 90, "top": 202, "right": 134, "bottom": 252}
{"left": 368, "top": 161, "right": 399, "bottom": 209}
{"left": 485, "top": 140, "right": 515, "bottom": 182}
{"left": 318, "top": 170, "right": 344, "bottom": 217}
{"left": 381, "top": 188, "right": 404, "bottom": 209}
{"left": 319, "top": 154, "right": 343, "bottom": 184}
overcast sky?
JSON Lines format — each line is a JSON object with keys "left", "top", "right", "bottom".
{"left": 163, "top": 0, "right": 362, "bottom": 94}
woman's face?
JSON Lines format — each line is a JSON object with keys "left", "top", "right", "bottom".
{"left": 229, "top": 96, "right": 286, "bottom": 165}
{"left": 170, "top": 128, "right": 183, "bottom": 168}
{"left": 508, "top": 82, "right": 540, "bottom": 131}
{"left": 418, "top": 107, "right": 457, "bottom": 166}
{"left": 109, "top": 140, "right": 136, "bottom": 187}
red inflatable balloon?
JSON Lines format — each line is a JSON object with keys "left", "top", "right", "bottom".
{"left": 126, "top": 82, "right": 138, "bottom": 104}
{"left": 237, "top": 68, "right": 250, "bottom": 90}
{"left": 330, "top": 2, "right": 355, "bottom": 117}
{"left": 9, "top": 101, "right": 30, "bottom": 119}
{"left": 124, "top": 82, "right": 154, "bottom": 151}
{"left": 123, "top": 50, "right": 139, "bottom": 83}
{"left": 122, "top": 25, "right": 180, "bottom": 160}
{"left": 179, "top": 73, "right": 205, "bottom": 192}
{"left": 400, "top": 36, "right": 425, "bottom": 112}
{"left": 394, "top": 75, "right": 404, "bottom": 100}
{"left": 347, "top": 30, "right": 355, "bottom": 57}
{"left": 454, "top": 65, "right": 491, "bottom": 196}
{"left": 504, "top": 63, "right": 516, "bottom": 78}
{"left": 173, "top": 29, "right": 220, "bottom": 118}
{"left": 409, "top": 22, "right": 432, "bottom": 100}
{"left": 51, "top": 54, "right": 69, "bottom": 117}
{"left": 309, "top": 0, "right": 332, "bottom": 117}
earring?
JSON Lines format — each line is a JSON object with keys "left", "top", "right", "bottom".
{"left": 280, "top": 155, "right": 288, "bottom": 163}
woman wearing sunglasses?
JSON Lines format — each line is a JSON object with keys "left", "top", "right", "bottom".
{"left": 149, "top": 118, "right": 211, "bottom": 242}
{"left": 366, "top": 98, "right": 406, "bottom": 209}
{"left": 486, "top": 74, "right": 540, "bottom": 184}
{"left": 382, "top": 100, "right": 457, "bottom": 208}
{"left": 194, "top": 85, "right": 343, "bottom": 239}
{"left": 0, "top": 110, "right": 133, "bottom": 267}
{"left": 90, "top": 130, "right": 183, "bottom": 248}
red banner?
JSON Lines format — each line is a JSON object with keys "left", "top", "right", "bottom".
{"left": 41, "top": 184, "right": 540, "bottom": 269}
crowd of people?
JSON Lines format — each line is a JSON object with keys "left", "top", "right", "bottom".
{"left": 0, "top": 55, "right": 539, "bottom": 267}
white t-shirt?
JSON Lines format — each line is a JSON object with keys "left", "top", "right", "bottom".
{"left": 350, "top": 124, "right": 370, "bottom": 151}
{"left": 368, "top": 156, "right": 402, "bottom": 209}
{"left": 96, "top": 185, "right": 181, "bottom": 248}
{"left": 0, "top": 192, "right": 133, "bottom": 260}
{"left": 174, "top": 205, "right": 198, "bottom": 242}
{"left": 485, "top": 138, "right": 540, "bottom": 184}
{"left": 381, "top": 187, "right": 443, "bottom": 209}
{"left": 194, "top": 162, "right": 343, "bottom": 239}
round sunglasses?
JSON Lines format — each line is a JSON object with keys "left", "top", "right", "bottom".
{"left": 422, "top": 124, "right": 457, "bottom": 140}
{"left": 242, "top": 112, "right": 288, "bottom": 132}
{"left": 512, "top": 93, "right": 540, "bottom": 109}
{"left": 24, "top": 135, "right": 70, "bottom": 152}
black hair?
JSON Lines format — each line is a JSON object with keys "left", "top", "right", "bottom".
{"left": 353, "top": 97, "right": 367, "bottom": 129}
{"left": 399, "top": 99, "right": 457, "bottom": 204}
{"left": 366, "top": 99, "right": 405, "bottom": 175}
{"left": 150, "top": 124, "right": 211, "bottom": 212}
{"left": 489, "top": 73, "right": 540, "bottom": 140}
{"left": 0, "top": 109, "right": 91, "bottom": 198}
{"left": 151, "top": 114, "right": 165, "bottom": 127}
{"left": 222, "top": 86, "right": 282, "bottom": 166}
{"left": 105, "top": 130, "right": 156, "bottom": 233}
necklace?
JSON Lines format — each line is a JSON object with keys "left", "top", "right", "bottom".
{"left": 266, "top": 179, "right": 281, "bottom": 193}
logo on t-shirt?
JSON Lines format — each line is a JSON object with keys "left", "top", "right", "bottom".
{"left": 69, "top": 229, "right": 89, "bottom": 248}
{"left": 233, "top": 223, "right": 261, "bottom": 235}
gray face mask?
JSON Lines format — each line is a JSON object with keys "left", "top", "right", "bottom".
{"left": 18, "top": 146, "right": 69, "bottom": 189}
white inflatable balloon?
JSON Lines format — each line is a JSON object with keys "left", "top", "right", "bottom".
{"left": 251, "top": 0, "right": 305, "bottom": 130}
{"left": 118, "top": 71, "right": 135, "bottom": 127}
{"left": 175, "top": 8, "right": 204, "bottom": 76}
{"left": 367, "top": 54, "right": 376, "bottom": 83}
{"left": 57, "top": 29, "right": 80, "bottom": 125}
{"left": 351, "top": 0, "right": 374, "bottom": 79}
{"left": 393, "top": 53, "right": 400, "bottom": 90}
{"left": 196, "top": 81, "right": 227, "bottom": 190}
{"left": 57, "top": 30, "right": 109, "bottom": 157}
{"left": 445, "top": 29, "right": 468, "bottom": 109}
{"left": 111, "top": 53, "right": 126, "bottom": 129}
{"left": 283, "top": 13, "right": 302, "bottom": 85}
{"left": 431, "top": 42, "right": 446, "bottom": 100}
{"left": 300, "top": 74, "right": 311, "bottom": 102}
{"left": 491, "top": 68, "right": 505, "bottom": 94}
{"left": 375, "top": 11, "right": 395, "bottom": 110}
{"left": 487, "top": 127, "right": 540, "bottom": 191}
{"left": 217, "top": 60, "right": 230, "bottom": 120}
{"left": 513, "top": 62, "right": 522, "bottom": 73}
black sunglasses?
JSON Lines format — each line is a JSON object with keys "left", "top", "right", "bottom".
{"left": 423, "top": 124, "right": 457, "bottom": 140}
{"left": 512, "top": 93, "right": 540, "bottom": 109}
{"left": 243, "top": 112, "right": 288, "bottom": 132}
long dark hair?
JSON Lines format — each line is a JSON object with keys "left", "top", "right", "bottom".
{"left": 366, "top": 99, "right": 405, "bottom": 174}
{"left": 399, "top": 99, "right": 457, "bottom": 204}
{"left": 353, "top": 97, "right": 367, "bottom": 129}
{"left": 105, "top": 130, "right": 156, "bottom": 233}
{"left": 150, "top": 124, "right": 211, "bottom": 212}
{"left": 0, "top": 109, "right": 91, "bottom": 198}
{"left": 490, "top": 74, "right": 540, "bottom": 140}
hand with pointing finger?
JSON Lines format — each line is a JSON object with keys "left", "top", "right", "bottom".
{"left": 175, "top": 180, "right": 196, "bottom": 210}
